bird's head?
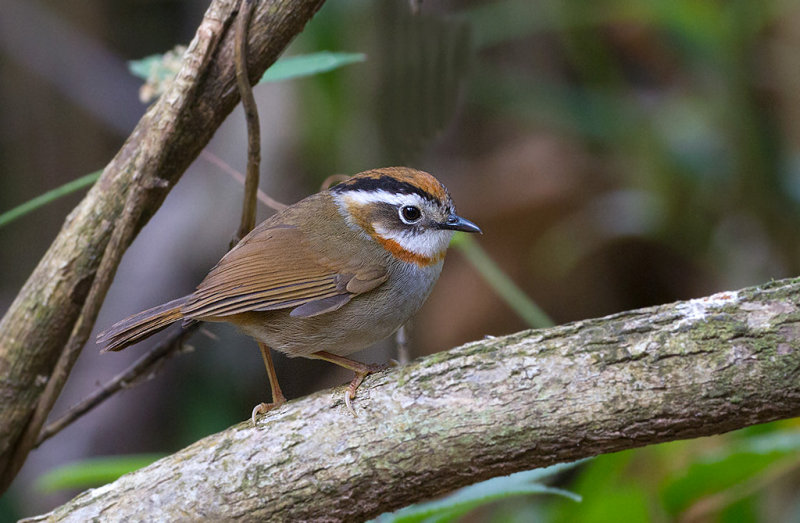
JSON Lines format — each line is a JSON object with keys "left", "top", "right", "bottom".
{"left": 331, "top": 167, "right": 481, "bottom": 267}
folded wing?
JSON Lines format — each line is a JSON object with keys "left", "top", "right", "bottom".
{"left": 182, "top": 223, "right": 387, "bottom": 320}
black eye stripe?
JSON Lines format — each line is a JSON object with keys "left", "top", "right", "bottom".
{"left": 332, "top": 175, "right": 439, "bottom": 204}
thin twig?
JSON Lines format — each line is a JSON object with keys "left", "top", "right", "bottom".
{"left": 201, "top": 151, "right": 287, "bottom": 211}
{"left": 234, "top": 0, "right": 261, "bottom": 242}
{"left": 35, "top": 324, "right": 200, "bottom": 448}
{"left": 320, "top": 174, "right": 350, "bottom": 190}
{"left": 395, "top": 325, "right": 409, "bottom": 365}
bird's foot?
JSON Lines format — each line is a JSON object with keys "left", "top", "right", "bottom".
{"left": 308, "top": 351, "right": 397, "bottom": 415}
{"left": 251, "top": 393, "right": 287, "bottom": 426}
{"left": 343, "top": 361, "right": 395, "bottom": 416}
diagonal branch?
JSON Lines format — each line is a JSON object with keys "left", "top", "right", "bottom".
{"left": 0, "top": 0, "right": 326, "bottom": 494}
{"left": 34, "top": 324, "right": 200, "bottom": 448}
{"left": 2, "top": 179, "right": 153, "bottom": 489}
{"left": 25, "top": 277, "right": 800, "bottom": 522}
{"left": 35, "top": 157, "right": 290, "bottom": 448}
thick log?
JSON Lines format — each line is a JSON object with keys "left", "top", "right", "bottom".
{"left": 26, "top": 278, "right": 800, "bottom": 522}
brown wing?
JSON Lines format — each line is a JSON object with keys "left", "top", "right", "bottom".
{"left": 181, "top": 223, "right": 387, "bottom": 320}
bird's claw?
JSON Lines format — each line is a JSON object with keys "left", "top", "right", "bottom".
{"left": 251, "top": 398, "right": 286, "bottom": 426}
{"left": 343, "top": 362, "right": 392, "bottom": 416}
{"left": 344, "top": 389, "right": 356, "bottom": 416}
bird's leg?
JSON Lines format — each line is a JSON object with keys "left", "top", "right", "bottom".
{"left": 308, "top": 351, "right": 392, "bottom": 415}
{"left": 251, "top": 343, "right": 287, "bottom": 425}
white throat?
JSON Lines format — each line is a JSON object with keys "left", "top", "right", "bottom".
{"left": 373, "top": 223, "right": 453, "bottom": 260}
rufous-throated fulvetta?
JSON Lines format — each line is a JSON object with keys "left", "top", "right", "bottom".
{"left": 98, "top": 167, "right": 481, "bottom": 421}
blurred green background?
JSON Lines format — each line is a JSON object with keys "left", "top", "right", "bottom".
{"left": 2, "top": 0, "right": 800, "bottom": 520}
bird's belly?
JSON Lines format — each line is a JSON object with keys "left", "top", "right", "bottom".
{"left": 231, "top": 262, "right": 441, "bottom": 357}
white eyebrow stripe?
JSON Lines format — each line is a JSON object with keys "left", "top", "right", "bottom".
{"left": 336, "top": 189, "right": 427, "bottom": 209}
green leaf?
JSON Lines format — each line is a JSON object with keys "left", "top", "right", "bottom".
{"left": 258, "top": 51, "right": 366, "bottom": 83}
{"left": 0, "top": 171, "right": 101, "bottom": 229}
{"left": 128, "top": 45, "right": 188, "bottom": 103}
{"left": 128, "top": 46, "right": 186, "bottom": 83}
{"left": 36, "top": 454, "right": 164, "bottom": 493}
{"left": 660, "top": 429, "right": 800, "bottom": 515}
{"left": 129, "top": 49, "right": 366, "bottom": 101}
{"left": 729, "top": 428, "right": 800, "bottom": 455}
{"left": 549, "top": 451, "right": 654, "bottom": 523}
{"left": 576, "top": 485, "right": 652, "bottom": 523}
{"left": 371, "top": 462, "right": 584, "bottom": 523}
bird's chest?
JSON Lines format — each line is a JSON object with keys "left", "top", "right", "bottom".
{"left": 355, "top": 260, "right": 443, "bottom": 328}
{"left": 241, "top": 261, "right": 443, "bottom": 357}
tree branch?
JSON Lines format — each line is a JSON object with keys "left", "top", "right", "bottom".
{"left": 26, "top": 277, "right": 800, "bottom": 522}
{"left": 0, "top": 0, "right": 326, "bottom": 493}
{"left": 35, "top": 154, "right": 293, "bottom": 447}
{"left": 3, "top": 179, "right": 153, "bottom": 487}
{"left": 34, "top": 324, "right": 199, "bottom": 448}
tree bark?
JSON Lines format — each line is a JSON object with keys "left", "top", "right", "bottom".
{"left": 0, "top": 0, "right": 326, "bottom": 492}
{"left": 25, "top": 278, "right": 800, "bottom": 522}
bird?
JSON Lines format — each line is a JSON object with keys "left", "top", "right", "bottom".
{"left": 97, "top": 167, "right": 481, "bottom": 421}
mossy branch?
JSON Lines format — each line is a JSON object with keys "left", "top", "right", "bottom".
{"left": 27, "top": 278, "right": 800, "bottom": 522}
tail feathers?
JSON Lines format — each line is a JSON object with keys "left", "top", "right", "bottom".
{"left": 98, "top": 296, "right": 189, "bottom": 352}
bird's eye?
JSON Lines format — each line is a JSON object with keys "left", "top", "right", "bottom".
{"left": 399, "top": 205, "right": 422, "bottom": 223}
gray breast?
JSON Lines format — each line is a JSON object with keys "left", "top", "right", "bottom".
{"left": 238, "top": 260, "right": 444, "bottom": 357}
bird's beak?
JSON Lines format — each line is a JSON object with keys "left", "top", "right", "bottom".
{"left": 441, "top": 214, "right": 482, "bottom": 234}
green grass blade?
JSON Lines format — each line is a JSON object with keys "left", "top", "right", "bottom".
{"left": 452, "top": 233, "right": 554, "bottom": 328}
{"left": 0, "top": 170, "right": 101, "bottom": 229}
{"left": 35, "top": 454, "right": 164, "bottom": 493}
